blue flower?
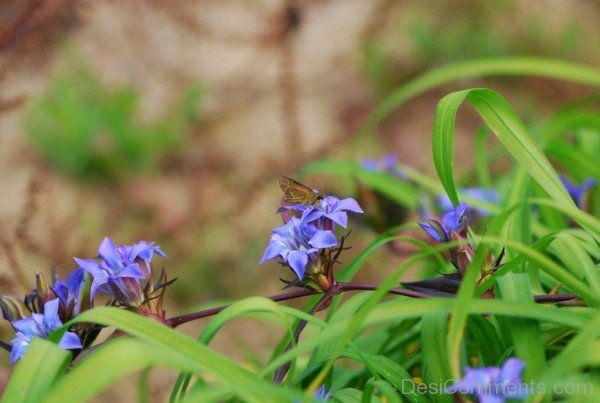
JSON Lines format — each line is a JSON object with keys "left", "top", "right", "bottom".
{"left": 305, "top": 196, "right": 364, "bottom": 228}
{"left": 360, "top": 153, "right": 407, "bottom": 179}
{"left": 294, "top": 385, "right": 332, "bottom": 403}
{"left": 53, "top": 268, "right": 87, "bottom": 316}
{"left": 74, "top": 237, "right": 167, "bottom": 305}
{"left": 419, "top": 203, "right": 468, "bottom": 242}
{"left": 260, "top": 217, "right": 338, "bottom": 280}
{"left": 437, "top": 188, "right": 499, "bottom": 216}
{"left": 280, "top": 196, "right": 364, "bottom": 229}
{"left": 446, "top": 358, "right": 528, "bottom": 403}
{"left": 10, "top": 299, "right": 81, "bottom": 366}
{"left": 560, "top": 175, "right": 596, "bottom": 208}
{"left": 315, "top": 385, "right": 332, "bottom": 401}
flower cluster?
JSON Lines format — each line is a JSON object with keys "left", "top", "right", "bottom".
{"left": 360, "top": 153, "right": 407, "bottom": 179}
{"left": 74, "top": 237, "right": 168, "bottom": 317}
{"left": 261, "top": 183, "right": 363, "bottom": 290}
{"left": 1, "top": 268, "right": 91, "bottom": 365}
{"left": 419, "top": 203, "right": 469, "bottom": 243}
{"left": 411, "top": 202, "right": 503, "bottom": 296}
{"left": 9, "top": 299, "right": 81, "bottom": 366}
{"left": 0, "top": 237, "right": 170, "bottom": 366}
{"left": 314, "top": 386, "right": 332, "bottom": 401}
{"left": 447, "top": 358, "right": 529, "bottom": 402}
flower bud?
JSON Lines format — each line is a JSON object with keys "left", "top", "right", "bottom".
{"left": 0, "top": 296, "right": 27, "bottom": 323}
{"left": 449, "top": 230, "right": 475, "bottom": 274}
{"left": 36, "top": 272, "right": 58, "bottom": 304}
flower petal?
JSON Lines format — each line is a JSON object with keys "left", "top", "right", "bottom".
{"left": 90, "top": 277, "right": 108, "bottom": 300}
{"left": 128, "top": 241, "right": 151, "bottom": 261}
{"left": 309, "top": 230, "right": 338, "bottom": 249}
{"left": 129, "top": 241, "right": 168, "bottom": 261}
{"left": 359, "top": 158, "right": 379, "bottom": 172}
{"left": 120, "top": 263, "right": 144, "bottom": 279}
{"left": 442, "top": 203, "right": 467, "bottom": 234}
{"left": 446, "top": 367, "right": 497, "bottom": 394}
{"left": 98, "top": 237, "right": 122, "bottom": 270}
{"left": 9, "top": 338, "right": 29, "bottom": 366}
{"left": 381, "top": 153, "right": 398, "bottom": 173}
{"left": 336, "top": 198, "right": 364, "bottom": 214}
{"left": 325, "top": 211, "right": 348, "bottom": 228}
{"left": 74, "top": 258, "right": 105, "bottom": 278}
{"left": 42, "top": 299, "right": 62, "bottom": 331}
{"left": 499, "top": 357, "right": 525, "bottom": 385}
{"left": 581, "top": 178, "right": 597, "bottom": 192}
{"left": 59, "top": 331, "right": 82, "bottom": 350}
{"left": 478, "top": 396, "right": 504, "bottom": 403}
{"left": 260, "top": 240, "right": 286, "bottom": 264}
{"left": 419, "top": 221, "right": 445, "bottom": 242}
{"left": 12, "top": 317, "right": 39, "bottom": 337}
{"left": 286, "top": 250, "right": 308, "bottom": 280}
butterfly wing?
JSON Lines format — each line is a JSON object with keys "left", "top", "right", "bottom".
{"left": 279, "top": 176, "right": 321, "bottom": 205}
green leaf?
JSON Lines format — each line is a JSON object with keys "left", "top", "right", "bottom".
{"left": 549, "top": 233, "right": 600, "bottom": 296}
{"left": 433, "top": 88, "right": 572, "bottom": 207}
{"left": 356, "top": 57, "right": 600, "bottom": 145}
{"left": 497, "top": 273, "right": 545, "bottom": 382}
{"left": 44, "top": 338, "right": 204, "bottom": 403}
{"left": 55, "top": 307, "right": 295, "bottom": 402}
{"left": 421, "top": 314, "right": 452, "bottom": 403}
{"left": 174, "top": 297, "right": 323, "bottom": 400}
{"left": 466, "top": 316, "right": 505, "bottom": 366}
{"left": 2, "top": 338, "right": 70, "bottom": 403}
{"left": 341, "top": 350, "right": 427, "bottom": 403}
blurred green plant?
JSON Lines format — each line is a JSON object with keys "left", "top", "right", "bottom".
{"left": 360, "top": 1, "right": 585, "bottom": 97}
{"left": 25, "top": 56, "right": 201, "bottom": 182}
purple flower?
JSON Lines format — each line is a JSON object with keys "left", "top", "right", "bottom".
{"left": 438, "top": 188, "right": 499, "bottom": 216}
{"left": 280, "top": 196, "right": 364, "bottom": 229}
{"left": 419, "top": 203, "right": 468, "bottom": 242}
{"left": 10, "top": 299, "right": 81, "bottom": 366}
{"left": 260, "top": 217, "right": 338, "bottom": 280}
{"left": 315, "top": 385, "right": 332, "bottom": 401}
{"left": 74, "top": 237, "right": 167, "bottom": 305}
{"left": 306, "top": 196, "right": 364, "bottom": 228}
{"left": 560, "top": 175, "right": 596, "bottom": 208}
{"left": 53, "top": 268, "right": 87, "bottom": 317}
{"left": 360, "top": 153, "right": 407, "bottom": 179}
{"left": 294, "top": 385, "right": 332, "bottom": 403}
{"left": 446, "top": 358, "right": 528, "bottom": 402}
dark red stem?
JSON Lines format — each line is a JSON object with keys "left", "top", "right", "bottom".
{"left": 272, "top": 293, "right": 333, "bottom": 383}
{"left": 335, "top": 281, "right": 433, "bottom": 298}
{"left": 164, "top": 287, "right": 319, "bottom": 328}
{"left": 164, "top": 282, "right": 579, "bottom": 328}
{"left": 534, "top": 293, "right": 578, "bottom": 303}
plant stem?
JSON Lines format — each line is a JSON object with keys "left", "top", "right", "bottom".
{"left": 164, "top": 288, "right": 319, "bottom": 328}
{"left": 335, "top": 281, "right": 433, "bottom": 298}
{"left": 272, "top": 293, "right": 333, "bottom": 384}
{"left": 0, "top": 340, "right": 11, "bottom": 352}
{"left": 165, "top": 282, "right": 579, "bottom": 328}
{"left": 534, "top": 293, "right": 578, "bottom": 303}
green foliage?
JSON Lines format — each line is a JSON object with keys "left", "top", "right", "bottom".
{"left": 4, "top": 57, "right": 600, "bottom": 402}
{"left": 25, "top": 56, "right": 201, "bottom": 182}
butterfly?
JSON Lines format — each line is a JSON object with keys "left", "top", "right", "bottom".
{"left": 279, "top": 176, "right": 323, "bottom": 206}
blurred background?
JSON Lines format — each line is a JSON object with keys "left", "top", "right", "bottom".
{"left": 0, "top": 0, "right": 598, "bottom": 398}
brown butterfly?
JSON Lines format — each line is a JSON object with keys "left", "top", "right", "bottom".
{"left": 279, "top": 176, "right": 323, "bottom": 206}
